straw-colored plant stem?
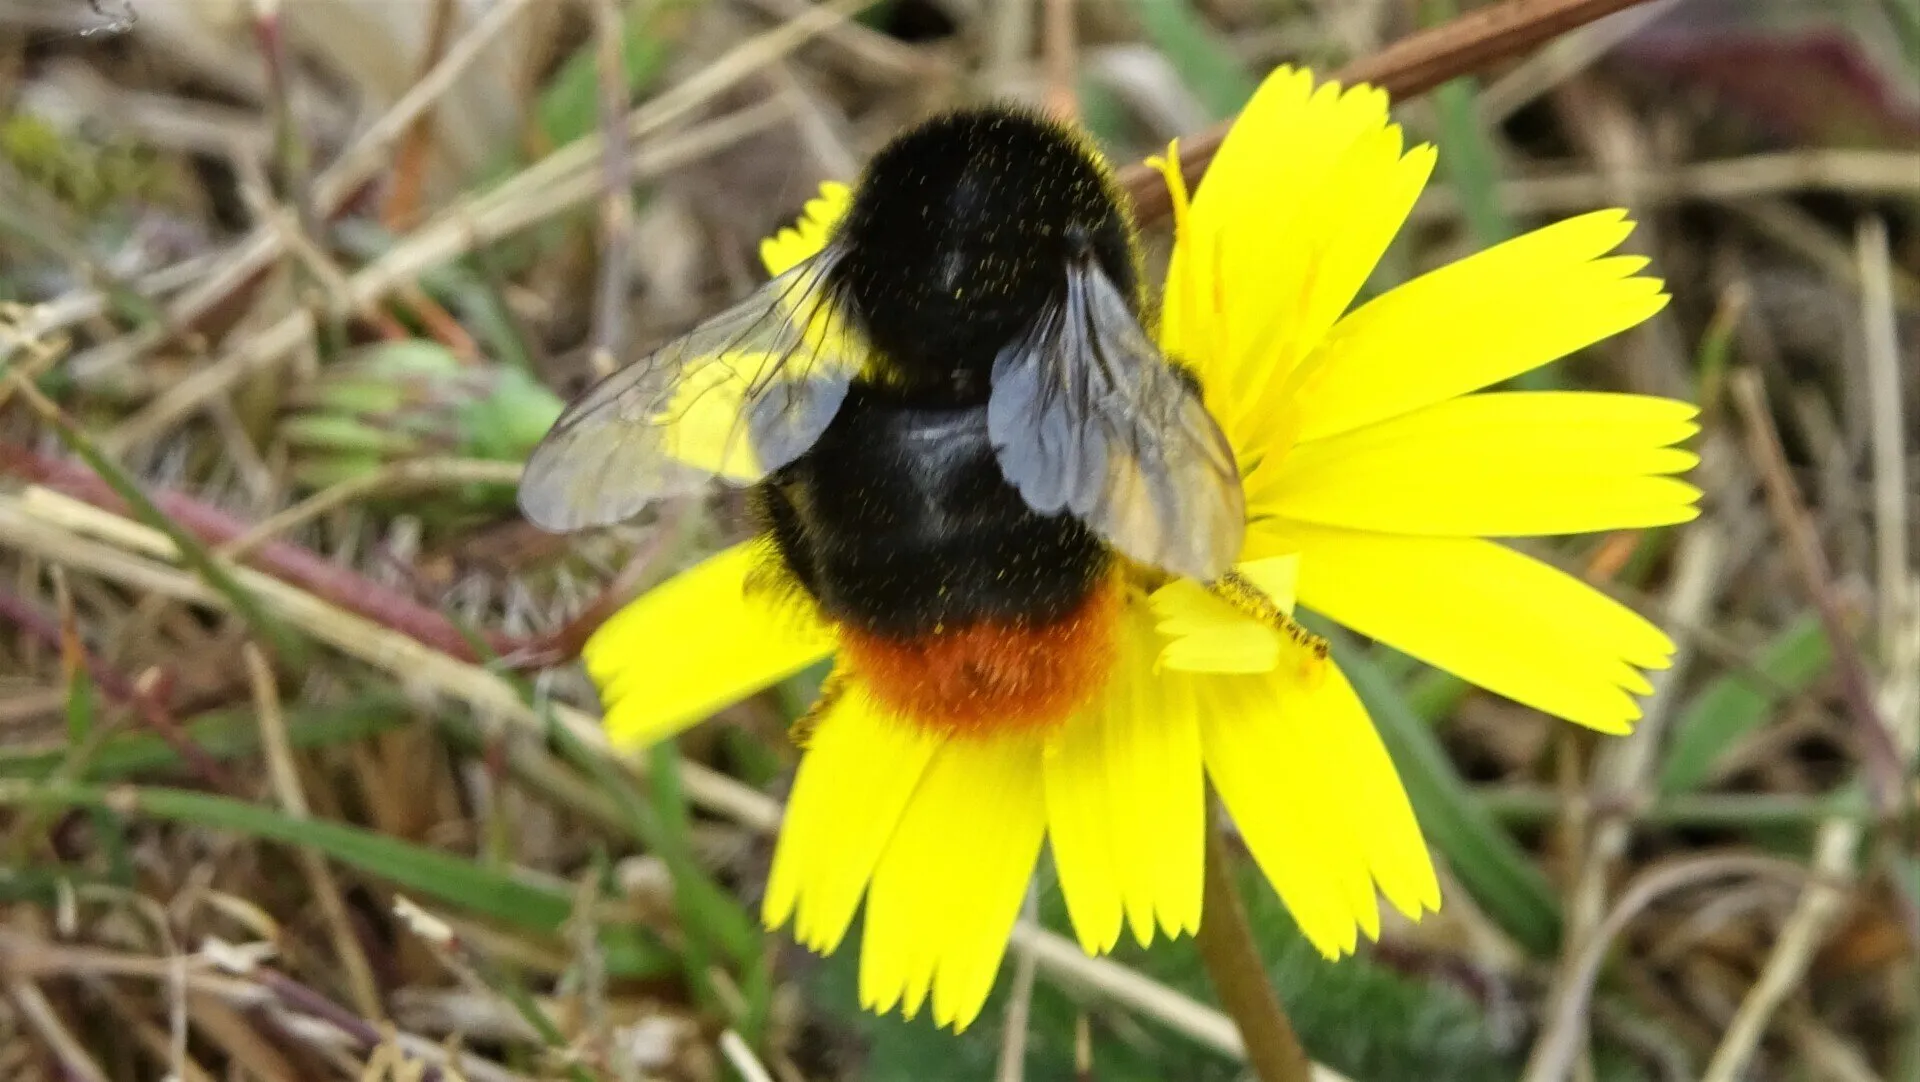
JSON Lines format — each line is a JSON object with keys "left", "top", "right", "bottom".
{"left": 1195, "top": 801, "right": 1312, "bottom": 1082}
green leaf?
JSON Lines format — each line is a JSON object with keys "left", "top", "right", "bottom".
{"left": 1338, "top": 643, "right": 1563, "bottom": 955}
{"left": 0, "top": 781, "right": 674, "bottom": 979}
{"left": 278, "top": 414, "right": 419, "bottom": 454}
{"left": 1404, "top": 668, "right": 1472, "bottom": 723}
{"left": 1659, "top": 615, "right": 1830, "bottom": 794}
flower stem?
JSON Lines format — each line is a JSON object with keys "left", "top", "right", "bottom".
{"left": 1195, "top": 804, "right": 1313, "bottom": 1082}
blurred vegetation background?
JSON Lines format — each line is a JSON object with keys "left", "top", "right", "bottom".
{"left": 0, "top": 0, "right": 1916, "bottom": 1080}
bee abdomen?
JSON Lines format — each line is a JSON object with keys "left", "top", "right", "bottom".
{"left": 835, "top": 574, "right": 1123, "bottom": 736}
{"left": 759, "top": 389, "right": 1111, "bottom": 639}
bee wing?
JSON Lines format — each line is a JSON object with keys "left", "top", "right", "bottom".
{"left": 519, "top": 253, "right": 862, "bottom": 531}
{"left": 986, "top": 260, "right": 1245, "bottom": 581}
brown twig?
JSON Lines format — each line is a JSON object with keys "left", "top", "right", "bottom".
{"left": 1700, "top": 823, "right": 1862, "bottom": 1082}
{"left": 1547, "top": 523, "right": 1728, "bottom": 1069}
{"left": 126, "top": 682, "right": 243, "bottom": 795}
{"left": 396, "top": 283, "right": 481, "bottom": 361}
{"left": 1521, "top": 854, "right": 1809, "bottom": 1082}
{"left": 383, "top": 0, "right": 462, "bottom": 231}
{"left": 0, "top": 441, "right": 512, "bottom": 663}
{"left": 995, "top": 890, "right": 1042, "bottom": 1082}
{"left": 247, "top": 644, "right": 386, "bottom": 1021}
{"left": 588, "top": 0, "right": 638, "bottom": 373}
{"left": 249, "top": 0, "right": 310, "bottom": 217}
{"left": 8, "top": 976, "right": 112, "bottom": 1082}
{"left": 106, "top": 97, "right": 795, "bottom": 453}
{"left": 0, "top": 585, "right": 143, "bottom": 705}
{"left": 1042, "top": 0, "right": 1079, "bottom": 121}
{"left": 1116, "top": 0, "right": 1666, "bottom": 223}
{"left": 1727, "top": 369, "right": 1908, "bottom": 822}
{"left": 498, "top": 499, "right": 688, "bottom": 671}
{"left": 0, "top": 441, "right": 676, "bottom": 672}
{"left": 315, "top": 0, "right": 543, "bottom": 217}
{"left": 0, "top": 581, "right": 238, "bottom": 793}
{"left": 255, "top": 971, "right": 449, "bottom": 1082}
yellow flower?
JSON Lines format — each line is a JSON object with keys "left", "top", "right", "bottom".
{"left": 585, "top": 68, "right": 1698, "bottom": 1031}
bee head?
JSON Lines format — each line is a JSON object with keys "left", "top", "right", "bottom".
{"left": 833, "top": 107, "right": 1139, "bottom": 398}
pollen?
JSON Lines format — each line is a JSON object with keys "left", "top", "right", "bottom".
{"left": 835, "top": 577, "right": 1123, "bottom": 738}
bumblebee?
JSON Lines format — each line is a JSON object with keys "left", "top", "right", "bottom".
{"left": 520, "top": 108, "right": 1247, "bottom": 732}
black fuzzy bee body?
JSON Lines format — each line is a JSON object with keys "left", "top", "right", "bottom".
{"left": 767, "top": 110, "right": 1132, "bottom": 638}
{"left": 520, "top": 106, "right": 1246, "bottom": 707}
{"left": 760, "top": 387, "right": 1110, "bottom": 640}
{"left": 829, "top": 110, "right": 1141, "bottom": 405}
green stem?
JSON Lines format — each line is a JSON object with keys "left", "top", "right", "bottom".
{"left": 1194, "top": 803, "right": 1312, "bottom": 1082}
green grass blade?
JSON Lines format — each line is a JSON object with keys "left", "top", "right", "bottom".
{"left": 37, "top": 411, "right": 306, "bottom": 664}
{"left": 1119, "top": 0, "right": 1257, "bottom": 119}
{"left": 1659, "top": 615, "right": 1830, "bottom": 795}
{"left": 537, "top": 1, "right": 704, "bottom": 146}
{"left": 0, "top": 780, "right": 674, "bottom": 977}
{"left": 545, "top": 713, "right": 763, "bottom": 1019}
{"left": 61, "top": 654, "right": 132, "bottom": 883}
{"left": 1431, "top": 77, "right": 1512, "bottom": 248}
{"left": 63, "top": 639, "right": 94, "bottom": 746}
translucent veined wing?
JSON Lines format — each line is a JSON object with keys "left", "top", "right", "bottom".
{"left": 986, "top": 259, "right": 1245, "bottom": 581}
{"left": 519, "top": 251, "right": 865, "bottom": 531}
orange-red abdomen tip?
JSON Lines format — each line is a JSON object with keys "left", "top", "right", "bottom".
{"left": 835, "top": 577, "right": 1123, "bottom": 737}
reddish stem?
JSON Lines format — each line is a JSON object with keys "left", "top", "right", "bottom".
{"left": 0, "top": 442, "right": 513, "bottom": 663}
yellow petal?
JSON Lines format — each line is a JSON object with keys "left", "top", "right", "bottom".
{"left": 1258, "top": 392, "right": 1703, "bottom": 536}
{"left": 1165, "top": 67, "right": 1434, "bottom": 448}
{"left": 1296, "top": 210, "right": 1670, "bottom": 444}
{"left": 1200, "top": 660, "right": 1439, "bottom": 959}
{"left": 1044, "top": 608, "right": 1205, "bottom": 953}
{"left": 763, "top": 689, "right": 938, "bottom": 953}
{"left": 1253, "top": 524, "right": 1674, "bottom": 732}
{"left": 861, "top": 732, "right": 1046, "bottom": 1030}
{"left": 586, "top": 542, "right": 834, "bottom": 748}
{"left": 759, "top": 181, "right": 852, "bottom": 276}
{"left": 1040, "top": 714, "right": 1124, "bottom": 954}
{"left": 1149, "top": 555, "right": 1301, "bottom": 674}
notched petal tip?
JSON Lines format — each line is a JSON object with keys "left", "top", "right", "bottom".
{"left": 1600, "top": 254, "right": 1653, "bottom": 279}
{"left": 760, "top": 179, "right": 854, "bottom": 276}
{"left": 1586, "top": 709, "right": 1639, "bottom": 737}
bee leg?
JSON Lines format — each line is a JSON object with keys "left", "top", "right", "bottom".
{"left": 1208, "top": 569, "right": 1331, "bottom": 686}
{"left": 789, "top": 666, "right": 847, "bottom": 749}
